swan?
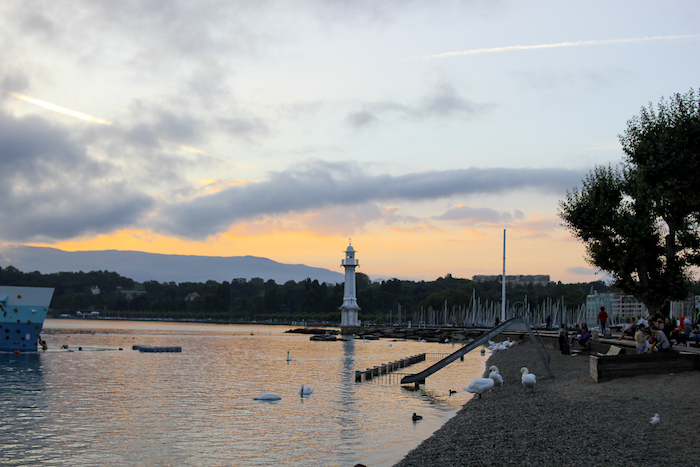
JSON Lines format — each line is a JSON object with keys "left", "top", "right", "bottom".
{"left": 298, "top": 384, "right": 315, "bottom": 396}
{"left": 463, "top": 377, "right": 495, "bottom": 398}
{"left": 448, "top": 389, "right": 457, "bottom": 395}
{"left": 488, "top": 365, "right": 503, "bottom": 387}
{"left": 254, "top": 393, "right": 281, "bottom": 401}
{"left": 650, "top": 413, "right": 660, "bottom": 428}
{"left": 520, "top": 367, "right": 537, "bottom": 392}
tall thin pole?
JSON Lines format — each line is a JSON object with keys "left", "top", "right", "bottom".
{"left": 501, "top": 229, "right": 506, "bottom": 323}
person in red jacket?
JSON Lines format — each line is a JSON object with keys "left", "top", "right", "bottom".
{"left": 598, "top": 306, "right": 609, "bottom": 335}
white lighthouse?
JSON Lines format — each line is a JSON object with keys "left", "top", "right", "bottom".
{"left": 340, "top": 241, "right": 360, "bottom": 327}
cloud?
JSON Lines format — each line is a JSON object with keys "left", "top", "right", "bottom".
{"left": 566, "top": 266, "right": 601, "bottom": 276}
{"left": 413, "top": 34, "right": 700, "bottom": 60}
{"left": 153, "top": 160, "right": 587, "bottom": 238}
{"left": 0, "top": 111, "right": 153, "bottom": 241}
{"left": 434, "top": 204, "right": 514, "bottom": 224}
{"left": 347, "top": 82, "right": 493, "bottom": 128}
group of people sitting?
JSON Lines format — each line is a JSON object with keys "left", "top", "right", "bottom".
{"left": 622, "top": 315, "right": 700, "bottom": 352}
{"left": 557, "top": 314, "right": 700, "bottom": 356}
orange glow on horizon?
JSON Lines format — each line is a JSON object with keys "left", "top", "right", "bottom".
{"left": 28, "top": 221, "right": 596, "bottom": 283}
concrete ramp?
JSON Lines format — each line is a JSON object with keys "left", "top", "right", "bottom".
{"left": 400, "top": 316, "right": 554, "bottom": 387}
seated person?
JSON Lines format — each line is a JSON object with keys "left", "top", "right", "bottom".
{"left": 635, "top": 323, "right": 648, "bottom": 354}
{"left": 670, "top": 316, "right": 685, "bottom": 343}
{"left": 578, "top": 323, "right": 592, "bottom": 349}
{"left": 649, "top": 326, "right": 672, "bottom": 352}
{"left": 620, "top": 317, "right": 636, "bottom": 339}
{"left": 689, "top": 325, "right": 700, "bottom": 348}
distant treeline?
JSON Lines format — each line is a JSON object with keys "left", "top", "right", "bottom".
{"left": 0, "top": 266, "right": 610, "bottom": 324}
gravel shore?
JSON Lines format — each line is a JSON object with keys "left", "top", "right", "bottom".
{"left": 394, "top": 343, "right": 700, "bottom": 467}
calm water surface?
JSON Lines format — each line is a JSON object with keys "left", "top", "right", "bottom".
{"left": 1, "top": 320, "right": 487, "bottom": 466}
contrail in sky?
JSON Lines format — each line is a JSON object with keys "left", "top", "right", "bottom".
{"left": 8, "top": 92, "right": 239, "bottom": 164}
{"left": 10, "top": 93, "right": 113, "bottom": 124}
{"left": 413, "top": 34, "right": 700, "bottom": 60}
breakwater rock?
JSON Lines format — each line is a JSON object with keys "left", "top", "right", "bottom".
{"left": 342, "top": 325, "right": 487, "bottom": 343}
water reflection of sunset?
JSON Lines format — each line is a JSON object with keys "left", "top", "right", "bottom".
{"left": 3, "top": 320, "right": 491, "bottom": 466}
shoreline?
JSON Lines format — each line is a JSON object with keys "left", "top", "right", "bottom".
{"left": 394, "top": 344, "right": 699, "bottom": 467}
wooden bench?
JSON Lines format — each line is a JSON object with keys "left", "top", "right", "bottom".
{"left": 590, "top": 352, "right": 700, "bottom": 382}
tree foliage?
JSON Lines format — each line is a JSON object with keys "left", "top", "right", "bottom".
{"left": 0, "top": 265, "right": 604, "bottom": 323}
{"left": 559, "top": 89, "right": 700, "bottom": 314}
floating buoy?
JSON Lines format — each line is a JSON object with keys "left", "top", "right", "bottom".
{"left": 254, "top": 393, "right": 281, "bottom": 401}
{"left": 13, "top": 350, "right": 20, "bottom": 356}
{"left": 669, "top": 373, "right": 675, "bottom": 376}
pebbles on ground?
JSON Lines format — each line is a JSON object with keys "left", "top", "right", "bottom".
{"left": 394, "top": 344, "right": 699, "bottom": 467}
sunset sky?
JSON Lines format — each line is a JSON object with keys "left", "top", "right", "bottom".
{"left": 0, "top": 1, "right": 698, "bottom": 283}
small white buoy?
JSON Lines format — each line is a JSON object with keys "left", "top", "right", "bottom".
{"left": 650, "top": 413, "right": 660, "bottom": 428}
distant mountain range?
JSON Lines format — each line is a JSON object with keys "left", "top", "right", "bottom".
{"left": 0, "top": 245, "right": 345, "bottom": 285}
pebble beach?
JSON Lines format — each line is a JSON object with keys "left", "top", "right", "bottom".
{"left": 394, "top": 344, "right": 699, "bottom": 467}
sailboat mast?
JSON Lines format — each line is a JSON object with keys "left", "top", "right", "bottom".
{"left": 501, "top": 229, "right": 506, "bottom": 323}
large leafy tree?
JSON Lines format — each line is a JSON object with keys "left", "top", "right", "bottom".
{"left": 559, "top": 90, "right": 700, "bottom": 315}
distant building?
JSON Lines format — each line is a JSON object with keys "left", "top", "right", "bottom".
{"left": 472, "top": 274, "right": 552, "bottom": 286}
{"left": 586, "top": 292, "right": 648, "bottom": 325}
{"left": 120, "top": 290, "right": 147, "bottom": 300}
{"left": 185, "top": 292, "right": 200, "bottom": 301}
{"left": 91, "top": 286, "right": 100, "bottom": 295}
{"left": 586, "top": 292, "right": 697, "bottom": 324}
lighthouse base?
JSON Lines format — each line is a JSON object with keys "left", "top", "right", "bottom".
{"left": 340, "top": 307, "right": 359, "bottom": 328}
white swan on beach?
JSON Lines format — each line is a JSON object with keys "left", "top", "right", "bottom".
{"left": 254, "top": 393, "right": 281, "bottom": 401}
{"left": 488, "top": 365, "right": 503, "bottom": 387}
{"left": 298, "top": 384, "right": 315, "bottom": 396}
{"left": 520, "top": 367, "right": 537, "bottom": 392}
{"left": 463, "top": 377, "right": 494, "bottom": 399}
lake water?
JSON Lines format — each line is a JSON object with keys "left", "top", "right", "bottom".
{"left": 1, "top": 320, "right": 487, "bottom": 466}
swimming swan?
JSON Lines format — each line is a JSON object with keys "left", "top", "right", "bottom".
{"left": 463, "top": 377, "right": 495, "bottom": 398}
{"left": 520, "top": 367, "right": 537, "bottom": 392}
{"left": 488, "top": 365, "right": 504, "bottom": 387}
{"left": 254, "top": 393, "right": 281, "bottom": 401}
{"left": 298, "top": 384, "right": 315, "bottom": 396}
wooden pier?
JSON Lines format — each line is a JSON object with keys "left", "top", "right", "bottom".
{"left": 355, "top": 353, "right": 426, "bottom": 383}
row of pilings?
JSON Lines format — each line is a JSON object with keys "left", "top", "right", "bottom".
{"left": 355, "top": 353, "right": 426, "bottom": 383}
